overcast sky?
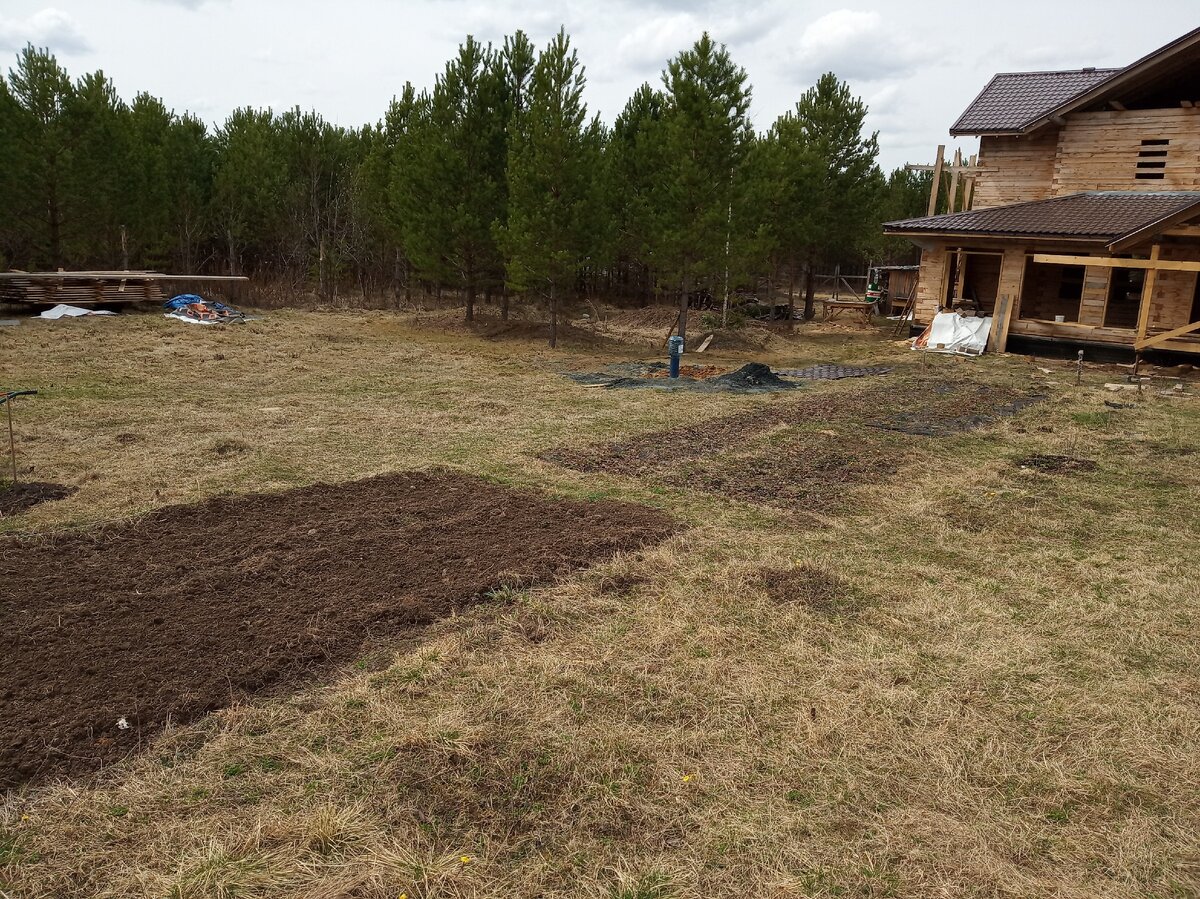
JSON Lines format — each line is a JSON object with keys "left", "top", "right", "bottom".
{"left": 1, "top": 1, "right": 1196, "bottom": 170}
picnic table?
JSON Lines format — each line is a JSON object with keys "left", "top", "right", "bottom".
{"left": 821, "top": 299, "right": 876, "bottom": 325}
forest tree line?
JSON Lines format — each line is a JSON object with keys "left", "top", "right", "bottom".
{"left": 0, "top": 30, "right": 931, "bottom": 343}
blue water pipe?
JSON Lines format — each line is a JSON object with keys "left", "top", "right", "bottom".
{"left": 668, "top": 335, "right": 684, "bottom": 378}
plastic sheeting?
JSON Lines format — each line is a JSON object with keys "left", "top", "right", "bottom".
{"left": 913, "top": 312, "right": 992, "bottom": 356}
{"left": 39, "top": 304, "right": 117, "bottom": 319}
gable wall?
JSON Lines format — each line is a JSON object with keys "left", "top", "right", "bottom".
{"left": 967, "top": 107, "right": 1200, "bottom": 211}
{"left": 1052, "top": 107, "right": 1200, "bottom": 194}
{"left": 971, "top": 131, "right": 1060, "bottom": 209}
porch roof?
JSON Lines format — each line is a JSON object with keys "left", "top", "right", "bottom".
{"left": 882, "top": 191, "right": 1200, "bottom": 251}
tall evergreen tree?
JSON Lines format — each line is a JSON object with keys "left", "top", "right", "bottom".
{"left": 769, "top": 73, "right": 883, "bottom": 320}
{"left": 651, "top": 33, "right": 751, "bottom": 346}
{"left": 212, "top": 107, "right": 286, "bottom": 275}
{"left": 500, "top": 28, "right": 600, "bottom": 347}
{"left": 393, "top": 37, "right": 506, "bottom": 321}
{"left": 608, "top": 82, "right": 666, "bottom": 303}
{"left": 6, "top": 45, "right": 76, "bottom": 267}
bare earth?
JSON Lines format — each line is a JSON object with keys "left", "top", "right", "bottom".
{"left": 1, "top": 307, "right": 1197, "bottom": 898}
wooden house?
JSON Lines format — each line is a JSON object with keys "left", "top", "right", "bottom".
{"left": 884, "top": 27, "right": 1200, "bottom": 356}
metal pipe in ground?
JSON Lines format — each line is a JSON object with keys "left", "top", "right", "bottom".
{"left": 668, "top": 336, "right": 684, "bottom": 378}
{"left": 3, "top": 390, "right": 37, "bottom": 487}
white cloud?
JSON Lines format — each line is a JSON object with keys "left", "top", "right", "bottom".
{"left": 0, "top": 8, "right": 90, "bottom": 54}
{"left": 792, "top": 9, "right": 924, "bottom": 81}
{"left": 614, "top": 13, "right": 701, "bottom": 73}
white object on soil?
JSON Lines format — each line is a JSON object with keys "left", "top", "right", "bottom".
{"left": 40, "top": 304, "right": 117, "bottom": 319}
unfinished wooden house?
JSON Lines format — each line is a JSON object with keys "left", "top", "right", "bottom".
{"left": 884, "top": 27, "right": 1200, "bottom": 357}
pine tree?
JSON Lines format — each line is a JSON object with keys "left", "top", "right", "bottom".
{"left": 770, "top": 73, "right": 883, "bottom": 320}
{"left": 393, "top": 37, "right": 506, "bottom": 321}
{"left": 211, "top": 107, "right": 286, "bottom": 275}
{"left": 608, "top": 82, "right": 666, "bottom": 303}
{"left": 6, "top": 45, "right": 76, "bottom": 267}
{"left": 500, "top": 28, "right": 600, "bottom": 348}
{"left": 651, "top": 34, "right": 752, "bottom": 347}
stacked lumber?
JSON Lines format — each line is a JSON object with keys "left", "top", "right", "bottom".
{"left": 0, "top": 271, "right": 248, "bottom": 306}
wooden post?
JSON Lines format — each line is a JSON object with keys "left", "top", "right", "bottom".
{"left": 948, "top": 148, "right": 962, "bottom": 214}
{"left": 927, "top": 145, "right": 945, "bottom": 216}
{"left": 961, "top": 154, "right": 977, "bottom": 212}
{"left": 988, "top": 247, "right": 1026, "bottom": 354}
{"left": 1135, "top": 244, "right": 1162, "bottom": 346}
{"left": 989, "top": 295, "right": 1011, "bottom": 353}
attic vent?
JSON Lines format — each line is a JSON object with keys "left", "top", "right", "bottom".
{"left": 1136, "top": 139, "right": 1169, "bottom": 180}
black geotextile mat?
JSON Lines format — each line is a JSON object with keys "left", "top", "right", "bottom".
{"left": 777, "top": 364, "right": 891, "bottom": 380}
{"left": 567, "top": 362, "right": 800, "bottom": 392}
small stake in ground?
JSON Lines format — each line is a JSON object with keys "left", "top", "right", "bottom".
{"left": 3, "top": 390, "right": 37, "bottom": 486}
{"left": 1076, "top": 350, "right": 1084, "bottom": 386}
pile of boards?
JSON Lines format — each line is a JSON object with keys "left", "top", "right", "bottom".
{"left": 0, "top": 272, "right": 166, "bottom": 306}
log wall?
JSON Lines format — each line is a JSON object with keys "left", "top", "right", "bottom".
{"left": 971, "top": 132, "right": 1059, "bottom": 208}
{"left": 1052, "top": 108, "right": 1200, "bottom": 194}
{"left": 913, "top": 246, "right": 949, "bottom": 322}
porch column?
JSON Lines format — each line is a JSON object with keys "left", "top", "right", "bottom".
{"left": 1134, "top": 244, "right": 1162, "bottom": 345}
{"left": 988, "top": 246, "right": 1025, "bottom": 353}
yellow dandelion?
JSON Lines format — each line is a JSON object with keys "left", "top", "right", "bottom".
{"left": 681, "top": 774, "right": 693, "bottom": 783}
{"left": 460, "top": 855, "right": 472, "bottom": 864}
{"left": 21, "top": 814, "right": 30, "bottom": 821}
{"left": 399, "top": 894, "right": 407, "bottom": 899}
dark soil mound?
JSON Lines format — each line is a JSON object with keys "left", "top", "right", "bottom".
{"left": 711, "top": 362, "right": 796, "bottom": 389}
{"left": 1015, "top": 454, "right": 1098, "bottom": 473}
{"left": 0, "top": 470, "right": 675, "bottom": 787}
{"left": 756, "top": 564, "right": 872, "bottom": 616}
{"left": 0, "top": 482, "right": 77, "bottom": 516}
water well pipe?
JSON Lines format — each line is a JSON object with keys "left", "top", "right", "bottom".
{"left": 668, "top": 336, "right": 684, "bottom": 378}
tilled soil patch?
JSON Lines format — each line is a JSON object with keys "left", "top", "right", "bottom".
{"left": 0, "top": 470, "right": 675, "bottom": 788}
{"left": 544, "top": 379, "right": 1042, "bottom": 514}
{"left": 0, "top": 482, "right": 77, "bottom": 516}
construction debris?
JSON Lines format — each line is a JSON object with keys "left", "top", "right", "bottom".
{"left": 163, "top": 295, "right": 248, "bottom": 325}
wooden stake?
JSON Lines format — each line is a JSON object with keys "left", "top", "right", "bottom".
{"left": 927, "top": 145, "right": 945, "bottom": 216}
{"left": 948, "top": 148, "right": 962, "bottom": 213}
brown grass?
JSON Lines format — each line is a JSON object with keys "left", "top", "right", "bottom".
{"left": 1, "top": 307, "right": 1199, "bottom": 898}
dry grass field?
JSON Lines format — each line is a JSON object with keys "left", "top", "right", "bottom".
{"left": 2, "top": 307, "right": 1199, "bottom": 898}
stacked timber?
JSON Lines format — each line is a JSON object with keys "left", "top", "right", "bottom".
{"left": 0, "top": 271, "right": 248, "bottom": 306}
{"left": 0, "top": 272, "right": 166, "bottom": 306}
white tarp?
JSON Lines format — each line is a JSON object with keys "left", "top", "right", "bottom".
{"left": 914, "top": 312, "right": 992, "bottom": 356}
{"left": 164, "top": 312, "right": 217, "bottom": 325}
{"left": 39, "top": 304, "right": 117, "bottom": 320}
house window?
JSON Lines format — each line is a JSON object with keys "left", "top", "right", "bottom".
{"left": 1019, "top": 261, "right": 1085, "bottom": 322}
{"left": 1105, "top": 266, "right": 1145, "bottom": 328}
{"left": 1136, "top": 139, "right": 1168, "bottom": 180}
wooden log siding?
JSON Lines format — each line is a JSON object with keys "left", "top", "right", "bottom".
{"left": 1078, "top": 266, "right": 1111, "bottom": 326}
{"left": 969, "top": 108, "right": 1200, "bottom": 209}
{"left": 1152, "top": 242, "right": 1200, "bottom": 328}
{"left": 913, "top": 246, "right": 950, "bottom": 322}
{"left": 1052, "top": 108, "right": 1200, "bottom": 194}
{"left": 971, "top": 131, "right": 1060, "bottom": 209}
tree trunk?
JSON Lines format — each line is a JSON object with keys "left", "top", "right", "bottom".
{"left": 803, "top": 261, "right": 816, "bottom": 321}
{"left": 465, "top": 271, "right": 476, "bottom": 323}
{"left": 549, "top": 282, "right": 558, "bottom": 348}
{"left": 678, "top": 269, "right": 690, "bottom": 349}
{"left": 787, "top": 265, "right": 796, "bottom": 329}
{"left": 501, "top": 285, "right": 509, "bottom": 321}
{"left": 319, "top": 236, "right": 327, "bottom": 300}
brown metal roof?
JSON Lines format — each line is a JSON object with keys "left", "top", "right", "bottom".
{"left": 950, "top": 69, "right": 1120, "bottom": 135}
{"left": 883, "top": 191, "right": 1200, "bottom": 248}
